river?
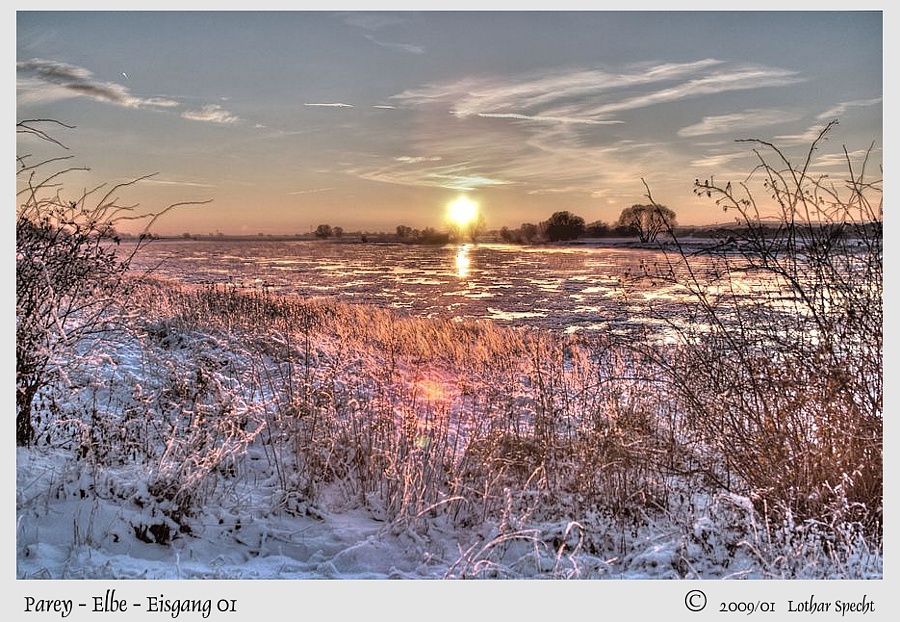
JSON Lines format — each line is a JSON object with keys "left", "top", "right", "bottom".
{"left": 125, "top": 238, "right": 721, "bottom": 336}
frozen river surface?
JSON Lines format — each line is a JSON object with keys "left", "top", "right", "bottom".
{"left": 127, "top": 238, "right": 710, "bottom": 335}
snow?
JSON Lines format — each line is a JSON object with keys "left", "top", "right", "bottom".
{"left": 12, "top": 278, "right": 887, "bottom": 621}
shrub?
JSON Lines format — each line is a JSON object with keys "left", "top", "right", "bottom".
{"left": 636, "top": 121, "right": 882, "bottom": 536}
{"left": 15, "top": 119, "right": 203, "bottom": 445}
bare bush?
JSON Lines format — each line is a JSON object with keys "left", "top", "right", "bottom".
{"left": 16, "top": 119, "right": 206, "bottom": 445}
{"left": 636, "top": 121, "right": 882, "bottom": 537}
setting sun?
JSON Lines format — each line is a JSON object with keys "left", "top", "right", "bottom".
{"left": 447, "top": 196, "right": 479, "bottom": 229}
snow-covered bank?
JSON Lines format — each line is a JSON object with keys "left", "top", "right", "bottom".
{"left": 17, "top": 441, "right": 882, "bottom": 580}
{"left": 16, "top": 279, "right": 882, "bottom": 581}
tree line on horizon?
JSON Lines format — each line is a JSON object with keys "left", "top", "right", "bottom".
{"left": 310, "top": 204, "right": 682, "bottom": 245}
{"left": 498, "top": 204, "right": 678, "bottom": 244}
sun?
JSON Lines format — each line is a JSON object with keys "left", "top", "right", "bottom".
{"left": 447, "top": 196, "right": 479, "bottom": 229}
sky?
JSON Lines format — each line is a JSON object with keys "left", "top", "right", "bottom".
{"left": 15, "top": 6, "right": 884, "bottom": 236}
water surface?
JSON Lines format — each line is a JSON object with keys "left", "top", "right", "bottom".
{"left": 127, "top": 239, "right": 710, "bottom": 335}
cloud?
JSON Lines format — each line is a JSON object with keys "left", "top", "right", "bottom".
{"left": 452, "top": 59, "right": 724, "bottom": 116}
{"left": 678, "top": 109, "right": 799, "bottom": 137}
{"left": 17, "top": 58, "right": 179, "bottom": 109}
{"left": 392, "top": 60, "right": 803, "bottom": 127}
{"left": 358, "top": 121, "right": 667, "bottom": 197}
{"left": 476, "top": 112, "right": 622, "bottom": 126}
{"left": 340, "top": 11, "right": 423, "bottom": 54}
{"left": 773, "top": 124, "right": 833, "bottom": 145}
{"left": 816, "top": 97, "right": 883, "bottom": 121}
{"left": 365, "top": 59, "right": 815, "bottom": 200}
{"left": 142, "top": 178, "right": 217, "bottom": 188}
{"left": 304, "top": 102, "right": 355, "bottom": 108}
{"left": 372, "top": 105, "right": 396, "bottom": 110}
{"left": 690, "top": 151, "right": 752, "bottom": 168}
{"left": 394, "top": 156, "right": 443, "bottom": 164}
{"left": 364, "top": 34, "right": 424, "bottom": 55}
{"left": 527, "top": 185, "right": 599, "bottom": 196}
{"left": 583, "top": 66, "right": 803, "bottom": 118}
{"left": 287, "top": 187, "right": 335, "bottom": 196}
{"left": 360, "top": 156, "right": 512, "bottom": 192}
{"left": 427, "top": 172, "right": 512, "bottom": 191}
{"left": 815, "top": 147, "right": 880, "bottom": 169}
{"left": 181, "top": 104, "right": 240, "bottom": 124}
{"left": 17, "top": 57, "right": 242, "bottom": 128}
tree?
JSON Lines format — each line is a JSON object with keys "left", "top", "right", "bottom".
{"left": 466, "top": 213, "right": 487, "bottom": 243}
{"left": 518, "top": 223, "right": 539, "bottom": 244}
{"left": 418, "top": 227, "right": 450, "bottom": 245}
{"left": 541, "top": 211, "right": 585, "bottom": 242}
{"left": 585, "top": 220, "right": 610, "bottom": 237}
{"left": 314, "top": 224, "right": 333, "bottom": 239}
{"left": 447, "top": 213, "right": 486, "bottom": 243}
{"left": 616, "top": 204, "right": 677, "bottom": 243}
{"left": 16, "top": 119, "right": 205, "bottom": 445}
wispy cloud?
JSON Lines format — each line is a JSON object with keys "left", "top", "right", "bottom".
{"left": 773, "top": 123, "right": 834, "bottom": 146}
{"left": 678, "top": 109, "right": 799, "bottom": 137}
{"left": 527, "top": 185, "right": 605, "bottom": 197}
{"left": 17, "top": 58, "right": 179, "bottom": 108}
{"left": 17, "top": 58, "right": 243, "bottom": 127}
{"left": 304, "top": 102, "right": 354, "bottom": 108}
{"left": 393, "top": 60, "right": 803, "bottom": 128}
{"left": 427, "top": 172, "right": 512, "bottom": 192}
{"left": 369, "top": 59, "right": 811, "bottom": 199}
{"left": 341, "top": 12, "right": 424, "bottom": 55}
{"left": 690, "top": 151, "right": 752, "bottom": 168}
{"left": 360, "top": 156, "right": 513, "bottom": 192}
{"left": 364, "top": 34, "right": 424, "bottom": 55}
{"left": 142, "top": 178, "right": 217, "bottom": 188}
{"left": 476, "top": 112, "right": 621, "bottom": 126}
{"left": 814, "top": 148, "right": 881, "bottom": 170}
{"left": 583, "top": 66, "right": 802, "bottom": 118}
{"left": 817, "top": 97, "right": 882, "bottom": 121}
{"left": 287, "top": 187, "right": 335, "bottom": 196}
{"left": 372, "top": 105, "right": 396, "bottom": 110}
{"left": 181, "top": 104, "right": 240, "bottom": 124}
{"left": 358, "top": 118, "right": 670, "bottom": 198}
{"left": 447, "top": 59, "right": 724, "bottom": 118}
{"left": 394, "top": 156, "right": 443, "bottom": 164}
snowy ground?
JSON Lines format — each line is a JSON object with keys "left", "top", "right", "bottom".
{"left": 13, "top": 280, "right": 885, "bottom": 621}
{"left": 13, "top": 437, "right": 889, "bottom": 619}
{"left": 23, "top": 432, "right": 827, "bottom": 582}
{"left": 17, "top": 444, "right": 716, "bottom": 581}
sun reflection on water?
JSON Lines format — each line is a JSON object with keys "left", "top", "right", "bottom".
{"left": 454, "top": 244, "right": 471, "bottom": 278}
